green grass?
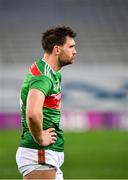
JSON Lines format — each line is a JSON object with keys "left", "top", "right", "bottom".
{"left": 0, "top": 130, "right": 128, "bottom": 179}
{"left": 63, "top": 130, "right": 128, "bottom": 179}
{"left": 0, "top": 130, "right": 22, "bottom": 179}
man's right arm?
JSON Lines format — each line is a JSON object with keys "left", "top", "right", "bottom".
{"left": 26, "top": 89, "right": 56, "bottom": 146}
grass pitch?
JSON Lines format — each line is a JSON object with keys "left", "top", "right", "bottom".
{"left": 0, "top": 130, "right": 128, "bottom": 179}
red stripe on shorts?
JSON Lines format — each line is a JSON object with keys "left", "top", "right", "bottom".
{"left": 43, "top": 150, "right": 46, "bottom": 164}
{"left": 38, "top": 150, "right": 46, "bottom": 164}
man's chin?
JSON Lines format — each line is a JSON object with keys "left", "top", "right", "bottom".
{"left": 60, "top": 58, "right": 75, "bottom": 67}
{"left": 61, "top": 62, "right": 72, "bottom": 67}
{"left": 70, "top": 58, "right": 75, "bottom": 64}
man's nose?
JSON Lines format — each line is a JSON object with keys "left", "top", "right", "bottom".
{"left": 73, "top": 49, "right": 77, "bottom": 55}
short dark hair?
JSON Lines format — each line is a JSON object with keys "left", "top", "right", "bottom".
{"left": 41, "top": 26, "right": 76, "bottom": 53}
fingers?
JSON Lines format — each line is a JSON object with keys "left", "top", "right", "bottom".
{"left": 46, "top": 128, "right": 57, "bottom": 137}
{"left": 47, "top": 128, "right": 55, "bottom": 133}
{"left": 51, "top": 136, "right": 57, "bottom": 144}
{"left": 48, "top": 128, "right": 57, "bottom": 144}
{"left": 50, "top": 132, "right": 57, "bottom": 143}
{"left": 41, "top": 128, "right": 57, "bottom": 145}
{"left": 50, "top": 131, "right": 57, "bottom": 137}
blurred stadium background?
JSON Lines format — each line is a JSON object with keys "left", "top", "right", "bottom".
{"left": 0, "top": 0, "right": 128, "bottom": 179}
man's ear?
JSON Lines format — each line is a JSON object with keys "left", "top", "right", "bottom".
{"left": 53, "top": 45, "right": 60, "bottom": 55}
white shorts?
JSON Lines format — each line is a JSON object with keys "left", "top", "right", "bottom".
{"left": 16, "top": 147, "right": 64, "bottom": 179}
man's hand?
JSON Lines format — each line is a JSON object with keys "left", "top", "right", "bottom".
{"left": 39, "top": 128, "right": 57, "bottom": 146}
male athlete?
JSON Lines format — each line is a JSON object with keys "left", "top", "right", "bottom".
{"left": 16, "top": 26, "right": 77, "bottom": 179}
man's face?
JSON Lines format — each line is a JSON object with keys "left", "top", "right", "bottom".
{"left": 58, "top": 36, "right": 77, "bottom": 67}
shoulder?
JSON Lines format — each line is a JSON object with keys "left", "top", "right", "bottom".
{"left": 29, "top": 59, "right": 54, "bottom": 80}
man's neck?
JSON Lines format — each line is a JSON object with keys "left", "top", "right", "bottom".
{"left": 43, "top": 53, "right": 61, "bottom": 72}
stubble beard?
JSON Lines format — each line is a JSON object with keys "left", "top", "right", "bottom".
{"left": 58, "top": 57, "right": 74, "bottom": 68}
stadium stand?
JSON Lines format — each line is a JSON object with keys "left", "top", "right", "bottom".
{"left": 0, "top": 0, "right": 128, "bottom": 129}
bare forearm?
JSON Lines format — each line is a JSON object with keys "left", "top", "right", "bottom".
{"left": 27, "top": 113, "right": 57, "bottom": 146}
{"left": 27, "top": 112, "right": 43, "bottom": 145}
{"left": 26, "top": 89, "right": 57, "bottom": 147}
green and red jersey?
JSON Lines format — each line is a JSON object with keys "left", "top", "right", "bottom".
{"left": 20, "top": 59, "right": 64, "bottom": 151}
